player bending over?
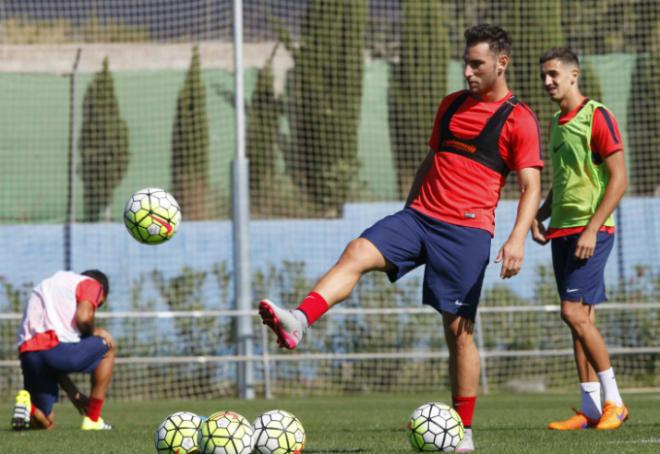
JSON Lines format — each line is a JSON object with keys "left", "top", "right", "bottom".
{"left": 533, "top": 47, "right": 628, "bottom": 430}
{"left": 259, "top": 24, "right": 543, "bottom": 452}
{"left": 11, "top": 270, "right": 115, "bottom": 431}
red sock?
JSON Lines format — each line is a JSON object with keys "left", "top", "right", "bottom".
{"left": 297, "top": 292, "right": 329, "bottom": 326}
{"left": 30, "top": 405, "right": 36, "bottom": 416}
{"left": 453, "top": 395, "right": 476, "bottom": 427}
{"left": 87, "top": 397, "right": 104, "bottom": 422}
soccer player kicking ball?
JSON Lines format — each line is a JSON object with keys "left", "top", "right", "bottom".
{"left": 11, "top": 270, "right": 115, "bottom": 431}
{"left": 259, "top": 24, "right": 543, "bottom": 452}
{"left": 533, "top": 47, "right": 628, "bottom": 430}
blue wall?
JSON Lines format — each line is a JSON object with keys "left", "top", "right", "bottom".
{"left": 1, "top": 198, "right": 657, "bottom": 311}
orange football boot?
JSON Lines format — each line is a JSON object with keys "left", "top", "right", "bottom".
{"left": 548, "top": 408, "right": 598, "bottom": 430}
{"left": 595, "top": 401, "right": 628, "bottom": 430}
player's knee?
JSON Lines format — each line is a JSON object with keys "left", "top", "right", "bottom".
{"left": 342, "top": 238, "right": 382, "bottom": 270}
{"left": 560, "top": 305, "right": 588, "bottom": 330}
{"left": 453, "top": 331, "right": 475, "bottom": 352}
{"left": 106, "top": 338, "right": 116, "bottom": 355}
{"left": 444, "top": 315, "right": 474, "bottom": 339}
{"left": 95, "top": 328, "right": 115, "bottom": 348}
{"left": 445, "top": 320, "right": 475, "bottom": 351}
{"left": 343, "top": 238, "right": 369, "bottom": 260}
{"left": 560, "top": 307, "right": 575, "bottom": 326}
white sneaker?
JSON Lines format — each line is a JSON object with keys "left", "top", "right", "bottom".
{"left": 11, "top": 390, "right": 31, "bottom": 431}
{"left": 258, "top": 299, "right": 305, "bottom": 349}
{"left": 456, "top": 428, "right": 474, "bottom": 452}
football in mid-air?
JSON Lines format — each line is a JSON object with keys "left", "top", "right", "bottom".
{"left": 154, "top": 411, "right": 202, "bottom": 454}
{"left": 252, "top": 409, "right": 305, "bottom": 454}
{"left": 407, "top": 402, "right": 464, "bottom": 452}
{"left": 197, "top": 410, "right": 254, "bottom": 454}
{"left": 124, "top": 187, "right": 181, "bottom": 245}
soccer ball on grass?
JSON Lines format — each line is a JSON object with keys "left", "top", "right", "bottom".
{"left": 197, "top": 410, "right": 254, "bottom": 454}
{"left": 407, "top": 402, "right": 464, "bottom": 452}
{"left": 154, "top": 411, "right": 202, "bottom": 454}
{"left": 252, "top": 409, "right": 305, "bottom": 454}
{"left": 124, "top": 187, "right": 181, "bottom": 245}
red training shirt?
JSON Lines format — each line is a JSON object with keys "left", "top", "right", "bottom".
{"left": 410, "top": 90, "right": 544, "bottom": 235}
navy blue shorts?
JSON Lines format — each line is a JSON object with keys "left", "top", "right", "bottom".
{"left": 20, "top": 336, "right": 109, "bottom": 415}
{"left": 360, "top": 208, "right": 491, "bottom": 321}
{"left": 551, "top": 231, "right": 615, "bottom": 304}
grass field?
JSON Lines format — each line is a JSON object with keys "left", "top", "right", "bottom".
{"left": 2, "top": 392, "right": 659, "bottom": 453}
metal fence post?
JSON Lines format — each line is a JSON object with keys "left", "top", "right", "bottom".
{"left": 232, "top": 0, "right": 254, "bottom": 400}
{"left": 64, "top": 48, "right": 82, "bottom": 271}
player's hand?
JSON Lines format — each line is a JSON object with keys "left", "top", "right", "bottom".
{"left": 531, "top": 218, "right": 549, "bottom": 245}
{"left": 94, "top": 327, "right": 114, "bottom": 350}
{"left": 71, "top": 392, "right": 89, "bottom": 415}
{"left": 495, "top": 237, "right": 525, "bottom": 279}
{"left": 574, "top": 229, "right": 597, "bottom": 260}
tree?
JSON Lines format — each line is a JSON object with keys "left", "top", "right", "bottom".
{"left": 628, "top": 21, "right": 660, "bottom": 195}
{"left": 246, "top": 47, "right": 279, "bottom": 216}
{"left": 502, "top": 1, "right": 606, "bottom": 197}
{"left": 79, "top": 57, "right": 129, "bottom": 222}
{"left": 171, "top": 46, "right": 210, "bottom": 220}
{"left": 388, "top": 0, "right": 449, "bottom": 200}
{"left": 280, "top": 0, "right": 368, "bottom": 216}
{"left": 501, "top": 1, "right": 561, "bottom": 194}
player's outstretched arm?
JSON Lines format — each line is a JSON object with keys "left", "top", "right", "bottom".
{"left": 496, "top": 166, "right": 541, "bottom": 278}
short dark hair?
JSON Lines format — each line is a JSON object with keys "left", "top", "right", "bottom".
{"left": 539, "top": 47, "right": 580, "bottom": 67}
{"left": 81, "top": 269, "right": 109, "bottom": 298}
{"left": 464, "top": 24, "right": 511, "bottom": 56}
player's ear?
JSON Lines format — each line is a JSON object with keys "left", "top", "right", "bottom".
{"left": 497, "top": 53, "right": 509, "bottom": 75}
{"left": 571, "top": 67, "right": 580, "bottom": 85}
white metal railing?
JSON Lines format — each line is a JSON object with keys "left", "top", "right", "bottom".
{"left": 2, "top": 302, "right": 659, "bottom": 396}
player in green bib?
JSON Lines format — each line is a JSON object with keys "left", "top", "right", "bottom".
{"left": 532, "top": 48, "right": 629, "bottom": 431}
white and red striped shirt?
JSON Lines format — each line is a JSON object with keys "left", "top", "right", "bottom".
{"left": 17, "top": 271, "right": 104, "bottom": 353}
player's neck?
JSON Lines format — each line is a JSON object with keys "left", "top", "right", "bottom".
{"left": 559, "top": 92, "right": 586, "bottom": 115}
{"left": 474, "top": 83, "right": 510, "bottom": 103}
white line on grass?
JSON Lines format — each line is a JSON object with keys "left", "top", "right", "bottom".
{"left": 607, "top": 439, "right": 660, "bottom": 445}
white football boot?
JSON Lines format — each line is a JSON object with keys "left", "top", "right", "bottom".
{"left": 258, "top": 299, "right": 305, "bottom": 349}
{"left": 455, "top": 428, "right": 474, "bottom": 452}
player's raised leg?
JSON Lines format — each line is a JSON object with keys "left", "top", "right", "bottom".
{"left": 259, "top": 236, "right": 390, "bottom": 349}
{"left": 260, "top": 207, "right": 429, "bottom": 349}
